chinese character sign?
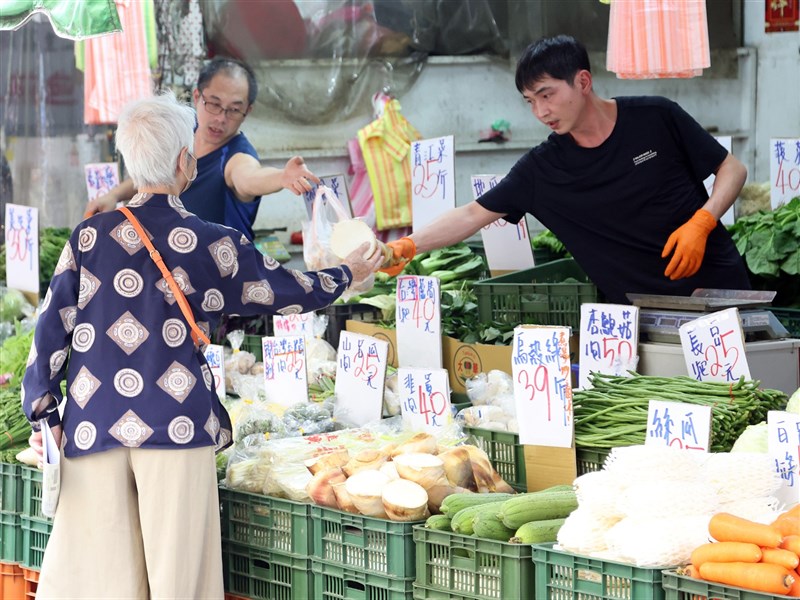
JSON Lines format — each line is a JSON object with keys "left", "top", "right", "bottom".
{"left": 767, "top": 411, "right": 800, "bottom": 507}
{"left": 578, "top": 303, "right": 639, "bottom": 389}
{"left": 770, "top": 138, "right": 800, "bottom": 209}
{"left": 302, "top": 175, "right": 352, "bottom": 219}
{"left": 679, "top": 307, "right": 750, "bottom": 383}
{"left": 84, "top": 163, "right": 120, "bottom": 201}
{"left": 4, "top": 203, "right": 39, "bottom": 294}
{"left": 262, "top": 335, "right": 308, "bottom": 406}
{"left": 334, "top": 331, "right": 389, "bottom": 427}
{"left": 511, "top": 326, "right": 573, "bottom": 447}
{"left": 410, "top": 136, "right": 455, "bottom": 231}
{"left": 273, "top": 313, "right": 313, "bottom": 338}
{"left": 398, "top": 367, "right": 452, "bottom": 432}
{"left": 396, "top": 275, "right": 442, "bottom": 368}
{"left": 645, "top": 400, "right": 711, "bottom": 451}
{"left": 704, "top": 137, "right": 734, "bottom": 226}
{"left": 472, "top": 174, "right": 535, "bottom": 273}
{"left": 203, "top": 344, "right": 226, "bottom": 400}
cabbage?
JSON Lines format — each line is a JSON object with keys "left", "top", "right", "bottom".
{"left": 787, "top": 387, "right": 800, "bottom": 414}
{"left": 731, "top": 423, "right": 768, "bottom": 453}
{"left": 0, "top": 288, "right": 29, "bottom": 321}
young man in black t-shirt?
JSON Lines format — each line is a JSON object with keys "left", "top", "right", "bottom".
{"left": 381, "top": 35, "right": 750, "bottom": 304}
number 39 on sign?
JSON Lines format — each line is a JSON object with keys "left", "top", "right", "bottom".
{"left": 398, "top": 367, "right": 452, "bottom": 432}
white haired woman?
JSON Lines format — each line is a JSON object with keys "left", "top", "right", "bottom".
{"left": 22, "top": 91, "right": 383, "bottom": 599}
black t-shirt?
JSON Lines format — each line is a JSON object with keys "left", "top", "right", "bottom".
{"left": 476, "top": 96, "right": 750, "bottom": 304}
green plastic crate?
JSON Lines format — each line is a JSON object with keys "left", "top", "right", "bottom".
{"left": 1, "top": 509, "right": 22, "bottom": 563}
{"left": 20, "top": 515, "right": 52, "bottom": 570}
{"left": 770, "top": 307, "right": 800, "bottom": 338}
{"left": 310, "top": 505, "right": 419, "bottom": 579}
{"left": 531, "top": 543, "right": 667, "bottom": 600}
{"left": 219, "top": 486, "right": 311, "bottom": 557}
{"left": 312, "top": 560, "right": 415, "bottom": 600}
{"left": 241, "top": 334, "right": 264, "bottom": 362}
{"left": 413, "top": 526, "right": 535, "bottom": 600}
{"left": 474, "top": 258, "right": 598, "bottom": 331}
{"left": 222, "top": 541, "right": 312, "bottom": 600}
{"left": 464, "top": 427, "right": 526, "bottom": 492}
{"left": 575, "top": 448, "right": 609, "bottom": 476}
{"left": 1, "top": 462, "right": 22, "bottom": 513}
{"left": 20, "top": 467, "right": 44, "bottom": 520}
{"left": 661, "top": 569, "right": 785, "bottom": 600}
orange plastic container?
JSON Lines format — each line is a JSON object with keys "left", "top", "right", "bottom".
{"left": 1, "top": 560, "right": 25, "bottom": 600}
{"left": 22, "top": 568, "right": 38, "bottom": 599}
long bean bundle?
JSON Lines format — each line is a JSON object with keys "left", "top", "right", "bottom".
{"left": 0, "top": 387, "right": 29, "bottom": 450}
{"left": 574, "top": 372, "right": 787, "bottom": 452}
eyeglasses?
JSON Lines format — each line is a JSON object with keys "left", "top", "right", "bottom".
{"left": 199, "top": 92, "right": 248, "bottom": 121}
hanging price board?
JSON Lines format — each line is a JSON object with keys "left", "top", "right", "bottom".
{"left": 203, "top": 344, "right": 226, "bottom": 400}
{"left": 578, "top": 304, "right": 639, "bottom": 389}
{"left": 273, "top": 313, "right": 313, "bottom": 338}
{"left": 84, "top": 162, "right": 120, "bottom": 201}
{"left": 262, "top": 335, "right": 308, "bottom": 407}
{"left": 472, "top": 174, "right": 535, "bottom": 274}
{"left": 302, "top": 174, "right": 352, "bottom": 218}
{"left": 411, "top": 136, "right": 455, "bottom": 231}
{"left": 767, "top": 411, "right": 800, "bottom": 507}
{"left": 679, "top": 307, "right": 750, "bottom": 382}
{"left": 4, "top": 203, "right": 40, "bottom": 294}
{"left": 645, "top": 400, "right": 711, "bottom": 451}
{"left": 512, "top": 326, "right": 573, "bottom": 448}
{"left": 770, "top": 138, "right": 800, "bottom": 209}
{"left": 333, "top": 331, "right": 389, "bottom": 427}
{"left": 396, "top": 275, "right": 442, "bottom": 368}
{"left": 704, "top": 137, "right": 734, "bottom": 225}
{"left": 398, "top": 367, "right": 452, "bottom": 431}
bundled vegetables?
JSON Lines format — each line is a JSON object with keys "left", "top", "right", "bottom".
{"left": 0, "top": 324, "right": 35, "bottom": 389}
{"left": 0, "top": 387, "right": 29, "bottom": 451}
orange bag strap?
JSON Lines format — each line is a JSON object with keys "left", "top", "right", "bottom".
{"left": 117, "top": 206, "right": 210, "bottom": 348}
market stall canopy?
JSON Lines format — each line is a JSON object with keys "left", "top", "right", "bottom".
{"left": 0, "top": 0, "right": 121, "bottom": 40}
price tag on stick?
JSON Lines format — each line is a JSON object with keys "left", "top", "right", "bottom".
{"left": 767, "top": 410, "right": 800, "bottom": 508}
{"left": 273, "top": 313, "right": 314, "bottom": 338}
{"left": 262, "top": 335, "right": 308, "bottom": 407}
{"left": 4, "top": 203, "right": 40, "bottom": 294}
{"left": 411, "top": 136, "right": 455, "bottom": 231}
{"left": 645, "top": 400, "right": 711, "bottom": 451}
{"left": 203, "top": 344, "right": 226, "bottom": 400}
{"left": 679, "top": 307, "right": 750, "bottom": 383}
{"left": 769, "top": 138, "right": 800, "bottom": 210}
{"left": 578, "top": 303, "right": 639, "bottom": 389}
{"left": 396, "top": 275, "right": 442, "bottom": 368}
{"left": 334, "top": 331, "right": 388, "bottom": 427}
{"left": 398, "top": 367, "right": 452, "bottom": 432}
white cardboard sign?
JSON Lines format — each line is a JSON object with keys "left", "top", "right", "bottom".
{"left": 411, "top": 136, "right": 455, "bottom": 231}
{"left": 704, "top": 136, "right": 734, "bottom": 226}
{"left": 4, "top": 203, "right": 40, "bottom": 294}
{"left": 511, "top": 325, "right": 574, "bottom": 448}
{"left": 398, "top": 367, "right": 452, "bottom": 431}
{"left": 303, "top": 174, "right": 352, "bottom": 218}
{"left": 203, "top": 344, "right": 226, "bottom": 400}
{"left": 273, "top": 313, "right": 314, "bottom": 338}
{"left": 334, "top": 331, "right": 388, "bottom": 427}
{"left": 645, "top": 400, "right": 712, "bottom": 451}
{"left": 262, "top": 335, "right": 308, "bottom": 407}
{"left": 84, "top": 162, "right": 120, "bottom": 201}
{"left": 679, "top": 307, "right": 751, "bottom": 382}
{"left": 578, "top": 304, "right": 639, "bottom": 389}
{"left": 396, "top": 275, "right": 442, "bottom": 368}
{"left": 769, "top": 138, "right": 800, "bottom": 209}
{"left": 767, "top": 410, "right": 800, "bottom": 507}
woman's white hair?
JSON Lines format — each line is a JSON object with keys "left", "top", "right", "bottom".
{"left": 115, "top": 91, "right": 195, "bottom": 189}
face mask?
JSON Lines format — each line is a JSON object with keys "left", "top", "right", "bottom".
{"left": 180, "top": 152, "right": 198, "bottom": 194}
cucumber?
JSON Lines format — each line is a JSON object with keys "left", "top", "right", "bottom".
{"left": 425, "top": 514, "right": 452, "bottom": 531}
{"left": 472, "top": 511, "right": 516, "bottom": 541}
{"left": 498, "top": 489, "right": 578, "bottom": 530}
{"left": 450, "top": 502, "right": 504, "bottom": 535}
{"left": 509, "top": 517, "right": 566, "bottom": 544}
{"left": 440, "top": 492, "right": 514, "bottom": 517}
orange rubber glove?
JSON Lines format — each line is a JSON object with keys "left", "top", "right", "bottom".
{"left": 661, "top": 208, "right": 717, "bottom": 280}
{"left": 379, "top": 237, "right": 416, "bottom": 277}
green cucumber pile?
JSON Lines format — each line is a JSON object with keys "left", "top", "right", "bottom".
{"left": 574, "top": 372, "right": 787, "bottom": 452}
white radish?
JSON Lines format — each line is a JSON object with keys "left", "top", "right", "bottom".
{"left": 330, "top": 219, "right": 377, "bottom": 259}
{"left": 382, "top": 479, "right": 429, "bottom": 521}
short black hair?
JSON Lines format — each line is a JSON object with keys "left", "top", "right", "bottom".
{"left": 515, "top": 35, "right": 591, "bottom": 93}
{"left": 197, "top": 57, "right": 258, "bottom": 106}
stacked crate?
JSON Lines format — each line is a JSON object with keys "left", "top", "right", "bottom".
{"left": 1, "top": 461, "right": 25, "bottom": 599}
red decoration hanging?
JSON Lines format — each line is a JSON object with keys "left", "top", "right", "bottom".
{"left": 766, "top": 0, "right": 799, "bottom": 33}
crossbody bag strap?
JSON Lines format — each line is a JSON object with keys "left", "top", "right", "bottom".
{"left": 117, "top": 206, "right": 211, "bottom": 347}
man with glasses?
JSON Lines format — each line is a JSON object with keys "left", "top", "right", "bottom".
{"left": 87, "top": 57, "right": 319, "bottom": 241}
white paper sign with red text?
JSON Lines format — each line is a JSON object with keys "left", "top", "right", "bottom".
{"left": 411, "top": 136, "right": 455, "bottom": 231}
{"left": 770, "top": 138, "right": 800, "bottom": 209}
{"left": 203, "top": 344, "right": 226, "bottom": 400}
{"left": 334, "top": 331, "right": 388, "bottom": 427}
{"left": 679, "top": 307, "right": 750, "bottom": 383}
{"left": 396, "top": 275, "right": 442, "bottom": 368}
{"left": 398, "top": 367, "right": 452, "bottom": 432}
{"left": 4, "top": 203, "right": 40, "bottom": 294}
{"left": 579, "top": 303, "right": 639, "bottom": 389}
{"left": 262, "top": 335, "right": 308, "bottom": 407}
{"left": 645, "top": 400, "right": 711, "bottom": 451}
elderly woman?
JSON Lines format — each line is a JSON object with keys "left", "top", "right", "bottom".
{"left": 22, "top": 92, "right": 383, "bottom": 599}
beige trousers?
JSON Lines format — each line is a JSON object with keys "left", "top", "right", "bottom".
{"left": 36, "top": 445, "right": 223, "bottom": 600}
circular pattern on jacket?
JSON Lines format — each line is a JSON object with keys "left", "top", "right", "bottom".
{"left": 39, "top": 289, "right": 52, "bottom": 313}
{"left": 118, "top": 419, "right": 148, "bottom": 445}
{"left": 72, "top": 324, "right": 96, "bottom": 352}
{"left": 277, "top": 304, "right": 303, "bottom": 315}
{"left": 74, "top": 421, "right": 97, "bottom": 450}
{"left": 168, "top": 227, "right": 197, "bottom": 253}
{"left": 168, "top": 416, "right": 194, "bottom": 444}
{"left": 318, "top": 272, "right": 338, "bottom": 293}
{"left": 202, "top": 289, "right": 224, "bottom": 312}
{"left": 162, "top": 319, "right": 187, "bottom": 347}
{"left": 207, "top": 414, "right": 220, "bottom": 436}
{"left": 263, "top": 255, "right": 280, "bottom": 270}
{"left": 72, "top": 372, "right": 94, "bottom": 400}
{"left": 115, "top": 321, "right": 143, "bottom": 346}
{"left": 215, "top": 241, "right": 237, "bottom": 270}
{"left": 114, "top": 368, "right": 144, "bottom": 397}
{"left": 113, "top": 269, "right": 144, "bottom": 298}
{"left": 119, "top": 222, "right": 140, "bottom": 246}
{"left": 164, "top": 369, "right": 192, "bottom": 395}
{"left": 49, "top": 348, "right": 68, "bottom": 374}
{"left": 61, "top": 306, "right": 77, "bottom": 332}
{"left": 78, "top": 274, "right": 97, "bottom": 306}
{"left": 78, "top": 227, "right": 97, "bottom": 251}
{"left": 201, "top": 364, "right": 214, "bottom": 390}
{"left": 245, "top": 282, "right": 274, "bottom": 305}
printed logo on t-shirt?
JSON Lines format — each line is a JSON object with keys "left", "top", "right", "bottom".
{"left": 632, "top": 149, "right": 658, "bottom": 166}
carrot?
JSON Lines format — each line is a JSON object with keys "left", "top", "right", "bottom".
{"left": 773, "top": 516, "right": 800, "bottom": 538}
{"left": 686, "top": 564, "right": 701, "bottom": 579}
{"left": 782, "top": 535, "right": 800, "bottom": 555}
{"left": 784, "top": 504, "right": 800, "bottom": 519}
{"left": 790, "top": 569, "right": 800, "bottom": 598}
{"left": 708, "top": 512, "right": 782, "bottom": 548}
{"left": 690, "top": 542, "right": 761, "bottom": 567}
{"left": 761, "top": 546, "right": 800, "bottom": 570}
{"left": 698, "top": 561, "right": 794, "bottom": 595}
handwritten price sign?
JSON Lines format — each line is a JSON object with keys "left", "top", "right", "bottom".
{"left": 262, "top": 335, "right": 308, "bottom": 406}
{"left": 679, "top": 307, "right": 751, "bottom": 383}
{"left": 84, "top": 162, "right": 120, "bottom": 201}
{"left": 770, "top": 138, "right": 800, "bottom": 209}
{"left": 334, "top": 331, "right": 388, "bottom": 427}
{"left": 203, "top": 344, "right": 226, "bottom": 400}
{"left": 645, "top": 400, "right": 711, "bottom": 451}
{"left": 302, "top": 174, "right": 352, "bottom": 219}
{"left": 396, "top": 275, "right": 442, "bottom": 368}
{"left": 511, "top": 326, "right": 573, "bottom": 447}
{"left": 410, "top": 136, "right": 455, "bottom": 231}
{"left": 578, "top": 304, "right": 639, "bottom": 389}
{"left": 767, "top": 411, "right": 800, "bottom": 508}
{"left": 398, "top": 367, "right": 452, "bottom": 431}
{"left": 4, "top": 203, "right": 40, "bottom": 294}
{"left": 273, "top": 313, "right": 313, "bottom": 338}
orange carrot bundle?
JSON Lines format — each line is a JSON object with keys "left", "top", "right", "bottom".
{"left": 709, "top": 513, "right": 782, "bottom": 548}
{"left": 698, "top": 562, "right": 794, "bottom": 595}
{"left": 761, "top": 547, "right": 800, "bottom": 571}
{"left": 782, "top": 535, "right": 800, "bottom": 556}
{"left": 773, "top": 515, "right": 800, "bottom": 538}
{"left": 690, "top": 542, "right": 761, "bottom": 567}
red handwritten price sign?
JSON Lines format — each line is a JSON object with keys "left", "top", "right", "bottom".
{"left": 770, "top": 138, "right": 800, "bottom": 209}
{"left": 302, "top": 174, "right": 352, "bottom": 219}
{"left": 679, "top": 307, "right": 751, "bottom": 383}
{"left": 262, "top": 335, "right": 308, "bottom": 407}
{"left": 511, "top": 325, "right": 573, "bottom": 447}
{"left": 396, "top": 275, "right": 442, "bottom": 368}
{"left": 84, "top": 162, "right": 120, "bottom": 201}
{"left": 334, "top": 331, "right": 389, "bottom": 427}
{"left": 472, "top": 174, "right": 535, "bottom": 273}
{"left": 398, "top": 367, "right": 452, "bottom": 432}
{"left": 645, "top": 400, "right": 711, "bottom": 451}
{"left": 203, "top": 343, "right": 226, "bottom": 400}
{"left": 410, "top": 136, "right": 455, "bottom": 231}
{"left": 767, "top": 411, "right": 800, "bottom": 508}
{"left": 273, "top": 313, "right": 313, "bottom": 338}
{"left": 4, "top": 203, "right": 40, "bottom": 294}
{"left": 578, "top": 303, "right": 639, "bottom": 389}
